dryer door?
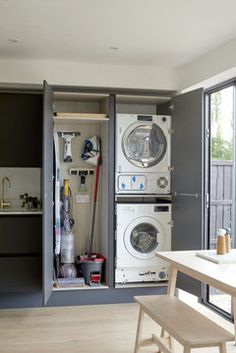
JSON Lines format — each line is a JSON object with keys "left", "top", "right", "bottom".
{"left": 124, "top": 217, "right": 166, "bottom": 260}
{"left": 122, "top": 122, "right": 167, "bottom": 168}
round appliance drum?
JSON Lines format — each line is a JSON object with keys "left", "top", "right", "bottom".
{"left": 124, "top": 217, "right": 166, "bottom": 260}
{"left": 122, "top": 122, "right": 167, "bottom": 168}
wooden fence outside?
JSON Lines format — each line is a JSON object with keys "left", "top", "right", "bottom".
{"left": 210, "top": 160, "right": 233, "bottom": 248}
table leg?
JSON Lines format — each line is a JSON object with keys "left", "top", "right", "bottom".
{"left": 232, "top": 296, "right": 236, "bottom": 345}
{"left": 167, "top": 265, "right": 178, "bottom": 296}
{"left": 134, "top": 306, "right": 144, "bottom": 353}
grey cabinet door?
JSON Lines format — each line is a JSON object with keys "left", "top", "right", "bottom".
{"left": 42, "top": 81, "right": 54, "bottom": 305}
{"left": 172, "top": 88, "right": 204, "bottom": 297}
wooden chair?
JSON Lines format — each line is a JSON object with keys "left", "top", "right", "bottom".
{"left": 134, "top": 295, "right": 234, "bottom": 353}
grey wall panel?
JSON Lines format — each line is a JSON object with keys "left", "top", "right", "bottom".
{"left": 0, "top": 285, "right": 166, "bottom": 308}
{"left": 46, "top": 286, "right": 166, "bottom": 307}
{"left": 0, "top": 292, "right": 43, "bottom": 309}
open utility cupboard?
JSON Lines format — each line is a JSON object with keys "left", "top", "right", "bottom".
{"left": 0, "top": 81, "right": 204, "bottom": 308}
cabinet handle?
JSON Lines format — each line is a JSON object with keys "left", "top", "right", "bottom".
{"left": 174, "top": 192, "right": 200, "bottom": 198}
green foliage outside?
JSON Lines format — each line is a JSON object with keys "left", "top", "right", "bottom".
{"left": 211, "top": 90, "right": 233, "bottom": 161}
{"left": 211, "top": 136, "right": 233, "bottom": 160}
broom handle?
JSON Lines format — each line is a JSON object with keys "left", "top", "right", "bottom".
{"left": 88, "top": 162, "right": 100, "bottom": 257}
{"left": 93, "top": 161, "right": 100, "bottom": 203}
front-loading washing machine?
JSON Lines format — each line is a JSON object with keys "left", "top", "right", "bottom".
{"left": 116, "top": 114, "right": 171, "bottom": 194}
{"left": 115, "top": 203, "right": 171, "bottom": 284}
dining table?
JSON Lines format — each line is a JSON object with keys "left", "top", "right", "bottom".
{"left": 156, "top": 250, "right": 236, "bottom": 343}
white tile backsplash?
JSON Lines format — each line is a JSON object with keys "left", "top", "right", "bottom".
{"left": 0, "top": 168, "right": 41, "bottom": 208}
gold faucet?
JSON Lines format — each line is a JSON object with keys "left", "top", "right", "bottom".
{"left": 1, "top": 177, "right": 11, "bottom": 209}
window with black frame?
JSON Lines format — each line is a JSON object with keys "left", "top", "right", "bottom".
{"left": 206, "top": 84, "right": 235, "bottom": 318}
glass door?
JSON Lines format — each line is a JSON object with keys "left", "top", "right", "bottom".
{"left": 206, "top": 83, "right": 234, "bottom": 318}
{"left": 122, "top": 123, "right": 167, "bottom": 168}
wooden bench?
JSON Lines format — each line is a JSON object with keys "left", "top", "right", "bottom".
{"left": 134, "top": 295, "right": 234, "bottom": 353}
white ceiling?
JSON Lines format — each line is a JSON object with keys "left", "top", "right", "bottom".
{"left": 1, "top": 0, "right": 236, "bottom": 67}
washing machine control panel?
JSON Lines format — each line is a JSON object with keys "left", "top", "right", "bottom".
{"left": 116, "top": 173, "right": 170, "bottom": 194}
{"left": 115, "top": 266, "right": 169, "bottom": 284}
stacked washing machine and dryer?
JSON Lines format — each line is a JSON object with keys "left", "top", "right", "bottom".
{"left": 115, "top": 114, "right": 172, "bottom": 284}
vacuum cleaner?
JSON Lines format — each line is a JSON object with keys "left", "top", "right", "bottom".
{"left": 60, "top": 179, "right": 77, "bottom": 278}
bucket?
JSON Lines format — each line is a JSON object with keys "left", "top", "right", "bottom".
{"left": 78, "top": 254, "right": 105, "bottom": 285}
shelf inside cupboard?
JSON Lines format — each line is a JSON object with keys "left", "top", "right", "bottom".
{"left": 53, "top": 284, "right": 109, "bottom": 291}
{"left": 54, "top": 112, "right": 108, "bottom": 124}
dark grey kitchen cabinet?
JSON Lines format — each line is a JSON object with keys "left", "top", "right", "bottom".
{"left": 0, "top": 92, "right": 42, "bottom": 167}
{"left": 0, "top": 215, "right": 42, "bottom": 294}
{"left": 0, "top": 256, "right": 42, "bottom": 293}
{"left": 0, "top": 216, "right": 42, "bottom": 255}
{"left": 0, "top": 82, "right": 205, "bottom": 307}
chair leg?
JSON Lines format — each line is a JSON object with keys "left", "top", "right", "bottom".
{"left": 219, "top": 342, "right": 227, "bottom": 353}
{"left": 134, "top": 306, "right": 144, "bottom": 353}
{"left": 161, "top": 328, "right": 174, "bottom": 351}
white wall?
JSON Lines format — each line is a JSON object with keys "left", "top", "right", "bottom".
{"left": 1, "top": 37, "right": 236, "bottom": 93}
{"left": 177, "top": 37, "right": 236, "bottom": 91}
{"left": 0, "top": 58, "right": 177, "bottom": 91}
{"left": 0, "top": 168, "right": 41, "bottom": 208}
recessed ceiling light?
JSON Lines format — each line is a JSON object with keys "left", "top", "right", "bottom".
{"left": 8, "top": 38, "right": 19, "bottom": 44}
{"left": 109, "top": 46, "right": 119, "bottom": 50}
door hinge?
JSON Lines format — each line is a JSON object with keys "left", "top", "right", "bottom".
{"left": 168, "top": 220, "right": 174, "bottom": 227}
{"left": 168, "top": 166, "right": 174, "bottom": 172}
{"left": 169, "top": 103, "right": 174, "bottom": 112}
{"left": 206, "top": 193, "right": 210, "bottom": 208}
{"left": 168, "top": 128, "right": 174, "bottom": 134}
{"left": 115, "top": 204, "right": 117, "bottom": 215}
{"left": 206, "top": 129, "right": 210, "bottom": 139}
{"left": 115, "top": 230, "right": 117, "bottom": 240}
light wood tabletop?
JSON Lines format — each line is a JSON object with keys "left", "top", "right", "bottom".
{"left": 156, "top": 250, "right": 236, "bottom": 343}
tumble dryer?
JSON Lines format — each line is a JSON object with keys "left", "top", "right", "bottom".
{"left": 115, "top": 203, "right": 171, "bottom": 284}
{"left": 116, "top": 114, "right": 171, "bottom": 194}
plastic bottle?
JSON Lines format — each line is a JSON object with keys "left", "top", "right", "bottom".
{"left": 216, "top": 228, "right": 226, "bottom": 255}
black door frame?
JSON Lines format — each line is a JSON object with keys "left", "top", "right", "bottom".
{"left": 202, "top": 80, "right": 236, "bottom": 321}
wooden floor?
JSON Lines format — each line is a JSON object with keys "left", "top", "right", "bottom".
{"left": 0, "top": 298, "right": 235, "bottom": 353}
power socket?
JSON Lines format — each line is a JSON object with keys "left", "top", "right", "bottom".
{"left": 76, "top": 194, "right": 90, "bottom": 203}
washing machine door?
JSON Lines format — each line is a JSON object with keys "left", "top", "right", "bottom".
{"left": 124, "top": 217, "right": 166, "bottom": 260}
{"left": 122, "top": 122, "right": 167, "bottom": 168}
